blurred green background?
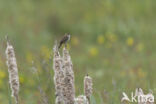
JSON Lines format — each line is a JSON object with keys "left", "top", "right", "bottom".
{"left": 0, "top": 0, "right": 156, "bottom": 104}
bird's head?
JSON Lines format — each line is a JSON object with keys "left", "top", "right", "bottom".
{"left": 66, "top": 33, "right": 70, "bottom": 40}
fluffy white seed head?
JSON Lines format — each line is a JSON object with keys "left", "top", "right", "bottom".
{"left": 62, "top": 47, "right": 75, "bottom": 104}
{"left": 53, "top": 44, "right": 65, "bottom": 104}
{"left": 74, "top": 95, "right": 89, "bottom": 104}
{"left": 84, "top": 75, "right": 93, "bottom": 100}
{"left": 6, "top": 42, "right": 19, "bottom": 104}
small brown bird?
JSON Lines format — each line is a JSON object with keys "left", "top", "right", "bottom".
{"left": 58, "top": 33, "right": 70, "bottom": 49}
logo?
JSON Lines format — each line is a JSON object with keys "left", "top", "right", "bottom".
{"left": 121, "top": 88, "right": 154, "bottom": 103}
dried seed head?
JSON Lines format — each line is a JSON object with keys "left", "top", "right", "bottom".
{"left": 74, "top": 95, "right": 89, "bottom": 104}
{"left": 84, "top": 74, "right": 93, "bottom": 102}
{"left": 53, "top": 44, "right": 64, "bottom": 104}
{"left": 6, "top": 41, "right": 19, "bottom": 104}
{"left": 62, "top": 47, "right": 75, "bottom": 104}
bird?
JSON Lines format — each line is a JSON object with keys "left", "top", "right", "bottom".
{"left": 58, "top": 33, "right": 70, "bottom": 49}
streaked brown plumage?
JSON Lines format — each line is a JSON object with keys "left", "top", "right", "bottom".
{"left": 58, "top": 34, "right": 70, "bottom": 49}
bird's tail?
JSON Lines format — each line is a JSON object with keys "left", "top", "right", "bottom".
{"left": 58, "top": 43, "right": 62, "bottom": 49}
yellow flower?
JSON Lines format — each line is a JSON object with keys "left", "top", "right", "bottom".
{"left": 26, "top": 52, "right": 33, "bottom": 63}
{"left": 97, "top": 35, "right": 105, "bottom": 44}
{"left": 89, "top": 47, "right": 98, "bottom": 56}
{"left": 0, "top": 71, "right": 6, "bottom": 79}
{"left": 41, "top": 46, "right": 51, "bottom": 60}
{"left": 19, "top": 76, "right": 24, "bottom": 84}
{"left": 107, "top": 33, "right": 117, "bottom": 42}
{"left": 136, "top": 43, "right": 144, "bottom": 52}
{"left": 71, "top": 36, "right": 79, "bottom": 46}
{"left": 127, "top": 37, "right": 134, "bottom": 46}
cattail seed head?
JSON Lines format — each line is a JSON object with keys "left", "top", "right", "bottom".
{"left": 6, "top": 42, "right": 19, "bottom": 104}
{"left": 62, "top": 47, "right": 75, "bottom": 104}
{"left": 53, "top": 45, "right": 64, "bottom": 104}
{"left": 84, "top": 74, "right": 93, "bottom": 103}
{"left": 74, "top": 95, "right": 89, "bottom": 104}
